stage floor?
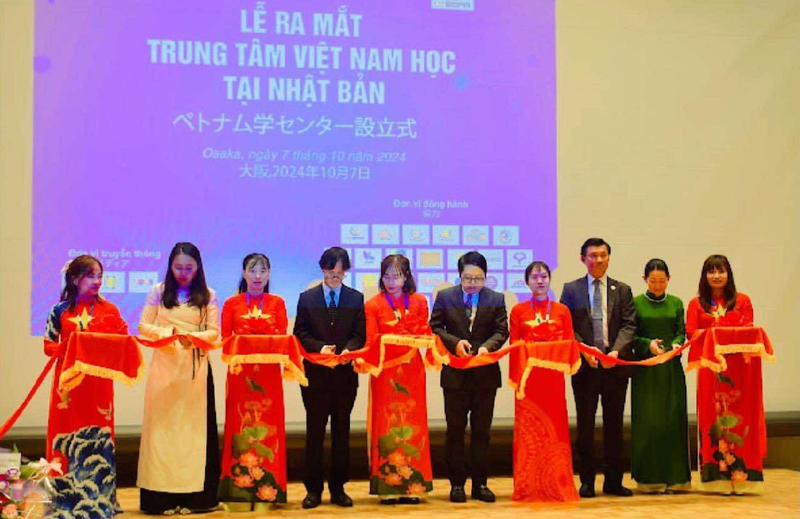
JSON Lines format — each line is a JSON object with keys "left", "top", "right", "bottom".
{"left": 117, "top": 469, "right": 799, "bottom": 518}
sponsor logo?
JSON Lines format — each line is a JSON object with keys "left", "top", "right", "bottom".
{"left": 356, "top": 273, "right": 380, "bottom": 291}
{"left": 493, "top": 225, "right": 520, "bottom": 246}
{"left": 478, "top": 249, "right": 504, "bottom": 270}
{"left": 417, "top": 249, "right": 444, "bottom": 269}
{"left": 432, "top": 225, "right": 459, "bottom": 245}
{"left": 102, "top": 271, "right": 126, "bottom": 293}
{"left": 372, "top": 224, "right": 400, "bottom": 245}
{"left": 402, "top": 225, "right": 430, "bottom": 245}
{"left": 506, "top": 249, "right": 533, "bottom": 270}
{"left": 341, "top": 224, "right": 369, "bottom": 244}
{"left": 432, "top": 0, "right": 475, "bottom": 11}
{"left": 508, "top": 274, "right": 529, "bottom": 292}
{"left": 463, "top": 225, "right": 489, "bottom": 246}
{"left": 416, "top": 272, "right": 446, "bottom": 293}
{"left": 129, "top": 271, "right": 159, "bottom": 293}
{"left": 354, "top": 248, "right": 382, "bottom": 270}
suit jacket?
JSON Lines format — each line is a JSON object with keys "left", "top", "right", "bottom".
{"left": 430, "top": 285, "right": 509, "bottom": 389}
{"left": 560, "top": 275, "right": 636, "bottom": 377}
{"left": 293, "top": 283, "right": 366, "bottom": 389}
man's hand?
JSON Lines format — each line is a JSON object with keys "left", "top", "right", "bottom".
{"left": 455, "top": 340, "right": 472, "bottom": 358}
{"left": 649, "top": 339, "right": 665, "bottom": 356}
{"left": 337, "top": 348, "right": 352, "bottom": 364}
{"left": 581, "top": 344, "right": 600, "bottom": 368}
{"left": 477, "top": 346, "right": 490, "bottom": 356}
{"left": 320, "top": 344, "right": 336, "bottom": 354}
{"left": 600, "top": 349, "right": 619, "bottom": 369}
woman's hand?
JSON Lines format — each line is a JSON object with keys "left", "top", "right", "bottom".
{"left": 649, "top": 339, "right": 665, "bottom": 356}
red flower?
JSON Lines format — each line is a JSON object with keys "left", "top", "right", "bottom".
{"left": 256, "top": 485, "right": 277, "bottom": 502}
{"left": 234, "top": 475, "right": 254, "bottom": 488}
{"left": 238, "top": 451, "right": 260, "bottom": 468}
{"left": 407, "top": 483, "right": 426, "bottom": 495}
{"left": 385, "top": 473, "right": 402, "bottom": 486}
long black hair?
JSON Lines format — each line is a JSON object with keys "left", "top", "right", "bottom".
{"left": 238, "top": 253, "right": 271, "bottom": 294}
{"left": 61, "top": 255, "right": 105, "bottom": 310}
{"left": 162, "top": 242, "right": 210, "bottom": 309}
{"left": 698, "top": 254, "right": 737, "bottom": 312}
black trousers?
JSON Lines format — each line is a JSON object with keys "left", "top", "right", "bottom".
{"left": 571, "top": 367, "right": 629, "bottom": 488}
{"left": 140, "top": 366, "right": 221, "bottom": 514}
{"left": 300, "top": 383, "right": 358, "bottom": 495}
{"left": 443, "top": 383, "right": 497, "bottom": 487}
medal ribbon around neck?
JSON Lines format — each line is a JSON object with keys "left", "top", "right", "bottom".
{"left": 528, "top": 297, "right": 552, "bottom": 324}
{"left": 384, "top": 292, "right": 409, "bottom": 321}
{"left": 243, "top": 292, "right": 268, "bottom": 320}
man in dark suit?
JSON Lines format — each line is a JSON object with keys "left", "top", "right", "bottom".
{"left": 293, "top": 247, "right": 366, "bottom": 509}
{"left": 430, "top": 251, "right": 509, "bottom": 503}
{"left": 560, "top": 237, "right": 636, "bottom": 498}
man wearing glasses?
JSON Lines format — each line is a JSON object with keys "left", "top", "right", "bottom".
{"left": 430, "top": 251, "right": 509, "bottom": 504}
{"left": 294, "top": 247, "right": 366, "bottom": 509}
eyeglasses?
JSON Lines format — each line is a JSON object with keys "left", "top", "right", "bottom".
{"left": 323, "top": 270, "right": 345, "bottom": 280}
{"left": 461, "top": 275, "right": 485, "bottom": 283}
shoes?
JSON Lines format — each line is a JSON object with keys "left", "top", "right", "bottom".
{"left": 602, "top": 485, "right": 633, "bottom": 497}
{"left": 161, "top": 509, "right": 175, "bottom": 516}
{"left": 331, "top": 492, "right": 353, "bottom": 507}
{"left": 398, "top": 497, "right": 420, "bottom": 504}
{"left": 178, "top": 508, "right": 191, "bottom": 516}
{"left": 471, "top": 484, "right": 496, "bottom": 503}
{"left": 579, "top": 483, "right": 596, "bottom": 498}
{"left": 301, "top": 492, "right": 321, "bottom": 509}
{"left": 379, "top": 498, "right": 397, "bottom": 505}
{"left": 449, "top": 485, "right": 467, "bottom": 503}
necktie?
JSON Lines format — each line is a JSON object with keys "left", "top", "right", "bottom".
{"left": 328, "top": 290, "right": 337, "bottom": 325}
{"left": 592, "top": 279, "right": 605, "bottom": 351}
{"left": 465, "top": 293, "right": 474, "bottom": 321}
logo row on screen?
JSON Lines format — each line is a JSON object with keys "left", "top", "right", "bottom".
{"left": 339, "top": 247, "right": 534, "bottom": 272}
{"left": 94, "top": 268, "right": 532, "bottom": 296}
{"left": 340, "top": 224, "right": 521, "bottom": 247}
{"left": 83, "top": 271, "right": 160, "bottom": 294}
{"left": 349, "top": 270, "right": 531, "bottom": 295}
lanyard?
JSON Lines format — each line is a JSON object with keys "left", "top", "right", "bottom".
{"left": 246, "top": 292, "right": 266, "bottom": 315}
{"left": 384, "top": 292, "right": 409, "bottom": 321}
{"left": 529, "top": 297, "right": 552, "bottom": 322}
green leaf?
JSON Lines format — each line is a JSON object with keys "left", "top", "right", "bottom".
{"left": 379, "top": 435, "right": 399, "bottom": 458}
{"left": 390, "top": 379, "right": 410, "bottom": 396}
{"left": 724, "top": 431, "right": 744, "bottom": 447}
{"left": 252, "top": 443, "right": 275, "bottom": 462}
{"left": 718, "top": 414, "right": 740, "bottom": 428}
{"left": 18, "top": 465, "right": 37, "bottom": 480}
{"left": 246, "top": 377, "right": 267, "bottom": 395}
{"left": 709, "top": 422, "right": 724, "bottom": 442}
{"left": 400, "top": 443, "right": 420, "bottom": 459}
{"left": 243, "top": 426, "right": 268, "bottom": 441}
{"left": 715, "top": 372, "right": 734, "bottom": 386}
{"left": 390, "top": 425, "right": 414, "bottom": 441}
{"left": 232, "top": 434, "right": 251, "bottom": 456}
